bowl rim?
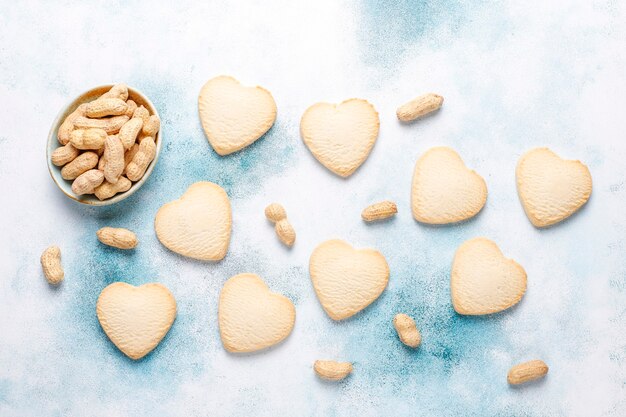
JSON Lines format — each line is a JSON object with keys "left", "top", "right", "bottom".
{"left": 47, "top": 84, "right": 162, "bottom": 206}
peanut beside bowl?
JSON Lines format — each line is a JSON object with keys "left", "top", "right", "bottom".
{"left": 47, "top": 84, "right": 162, "bottom": 206}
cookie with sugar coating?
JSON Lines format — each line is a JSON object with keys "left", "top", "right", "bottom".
{"left": 411, "top": 147, "right": 487, "bottom": 224}
{"left": 155, "top": 181, "right": 232, "bottom": 261}
{"left": 96, "top": 282, "right": 177, "bottom": 360}
{"left": 198, "top": 75, "right": 277, "bottom": 155}
{"left": 300, "top": 98, "right": 379, "bottom": 177}
{"left": 309, "top": 239, "right": 389, "bottom": 320}
{"left": 516, "top": 147, "right": 592, "bottom": 228}
{"left": 451, "top": 237, "right": 527, "bottom": 315}
{"left": 218, "top": 273, "right": 295, "bottom": 353}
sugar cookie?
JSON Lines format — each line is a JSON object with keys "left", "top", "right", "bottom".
{"left": 300, "top": 99, "right": 379, "bottom": 177}
{"left": 155, "top": 182, "right": 231, "bottom": 261}
{"left": 309, "top": 239, "right": 389, "bottom": 320}
{"left": 96, "top": 282, "right": 176, "bottom": 360}
{"left": 411, "top": 147, "right": 487, "bottom": 224}
{"left": 451, "top": 237, "right": 527, "bottom": 315}
{"left": 218, "top": 273, "right": 295, "bottom": 353}
{"left": 516, "top": 147, "right": 592, "bottom": 228}
{"left": 198, "top": 75, "right": 277, "bottom": 155}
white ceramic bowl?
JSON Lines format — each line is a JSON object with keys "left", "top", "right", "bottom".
{"left": 47, "top": 85, "right": 162, "bottom": 206}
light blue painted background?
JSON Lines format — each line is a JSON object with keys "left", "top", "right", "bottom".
{"left": 0, "top": 1, "right": 625, "bottom": 415}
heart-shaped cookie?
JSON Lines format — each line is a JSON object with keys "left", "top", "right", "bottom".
{"left": 411, "top": 147, "right": 487, "bottom": 224}
{"left": 198, "top": 75, "right": 277, "bottom": 155}
{"left": 300, "top": 99, "right": 380, "bottom": 177}
{"left": 516, "top": 148, "right": 592, "bottom": 228}
{"left": 309, "top": 239, "right": 389, "bottom": 320}
{"left": 451, "top": 238, "right": 527, "bottom": 315}
{"left": 155, "top": 182, "right": 232, "bottom": 261}
{"left": 218, "top": 273, "right": 295, "bottom": 353}
{"left": 96, "top": 282, "right": 177, "bottom": 360}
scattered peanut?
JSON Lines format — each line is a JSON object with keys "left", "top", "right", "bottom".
{"left": 40, "top": 246, "right": 64, "bottom": 285}
{"left": 103, "top": 135, "right": 125, "bottom": 184}
{"left": 393, "top": 313, "right": 421, "bottom": 348}
{"left": 100, "top": 83, "right": 129, "bottom": 101}
{"left": 57, "top": 103, "right": 87, "bottom": 145}
{"left": 125, "top": 136, "right": 156, "bottom": 181}
{"left": 265, "top": 203, "right": 296, "bottom": 247}
{"left": 396, "top": 93, "right": 444, "bottom": 122}
{"left": 275, "top": 221, "right": 296, "bottom": 246}
{"left": 142, "top": 114, "right": 160, "bottom": 137}
{"left": 362, "top": 200, "right": 398, "bottom": 222}
{"left": 119, "top": 117, "right": 143, "bottom": 150}
{"left": 61, "top": 151, "right": 98, "bottom": 180}
{"left": 314, "top": 360, "right": 353, "bottom": 381}
{"left": 265, "top": 203, "right": 286, "bottom": 222}
{"left": 51, "top": 143, "right": 79, "bottom": 166}
{"left": 73, "top": 115, "right": 129, "bottom": 134}
{"left": 71, "top": 169, "right": 104, "bottom": 195}
{"left": 85, "top": 98, "right": 128, "bottom": 118}
{"left": 507, "top": 360, "right": 549, "bottom": 385}
{"left": 96, "top": 227, "right": 138, "bottom": 249}
{"left": 94, "top": 177, "right": 132, "bottom": 200}
{"left": 125, "top": 99, "right": 137, "bottom": 118}
{"left": 69, "top": 128, "right": 107, "bottom": 150}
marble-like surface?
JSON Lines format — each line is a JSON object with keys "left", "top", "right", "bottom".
{"left": 1, "top": 1, "right": 625, "bottom": 415}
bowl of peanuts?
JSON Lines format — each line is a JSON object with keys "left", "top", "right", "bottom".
{"left": 47, "top": 84, "right": 162, "bottom": 205}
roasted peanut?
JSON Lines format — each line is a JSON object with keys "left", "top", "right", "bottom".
{"left": 61, "top": 151, "right": 98, "bottom": 180}
{"left": 265, "top": 203, "right": 287, "bottom": 222}
{"left": 103, "top": 135, "right": 124, "bottom": 184}
{"left": 96, "top": 227, "right": 138, "bottom": 249}
{"left": 71, "top": 169, "right": 104, "bottom": 195}
{"left": 133, "top": 105, "right": 150, "bottom": 124}
{"left": 119, "top": 118, "right": 143, "bottom": 150}
{"left": 98, "top": 153, "right": 107, "bottom": 170}
{"left": 69, "top": 128, "right": 107, "bottom": 150}
{"left": 94, "top": 177, "right": 132, "bottom": 200}
{"left": 100, "top": 84, "right": 129, "bottom": 101}
{"left": 85, "top": 98, "right": 128, "bottom": 118}
{"left": 125, "top": 136, "right": 156, "bottom": 181}
{"left": 362, "top": 200, "right": 398, "bottom": 222}
{"left": 41, "top": 246, "right": 64, "bottom": 285}
{"left": 314, "top": 360, "right": 352, "bottom": 381}
{"left": 125, "top": 99, "right": 137, "bottom": 118}
{"left": 51, "top": 143, "right": 79, "bottom": 166}
{"left": 265, "top": 203, "right": 296, "bottom": 247}
{"left": 124, "top": 143, "right": 140, "bottom": 170}
{"left": 73, "top": 115, "right": 129, "bottom": 134}
{"left": 57, "top": 103, "right": 87, "bottom": 145}
{"left": 142, "top": 114, "right": 160, "bottom": 137}
{"left": 397, "top": 93, "right": 443, "bottom": 122}
{"left": 275, "top": 220, "right": 296, "bottom": 246}
{"left": 393, "top": 313, "right": 421, "bottom": 348}
{"left": 507, "top": 360, "right": 549, "bottom": 385}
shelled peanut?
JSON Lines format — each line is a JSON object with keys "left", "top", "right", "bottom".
{"left": 51, "top": 84, "right": 160, "bottom": 200}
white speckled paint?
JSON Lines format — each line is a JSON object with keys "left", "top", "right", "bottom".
{"left": 0, "top": 1, "right": 625, "bottom": 415}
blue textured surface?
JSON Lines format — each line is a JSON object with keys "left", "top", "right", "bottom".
{"left": 0, "top": 1, "right": 625, "bottom": 416}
